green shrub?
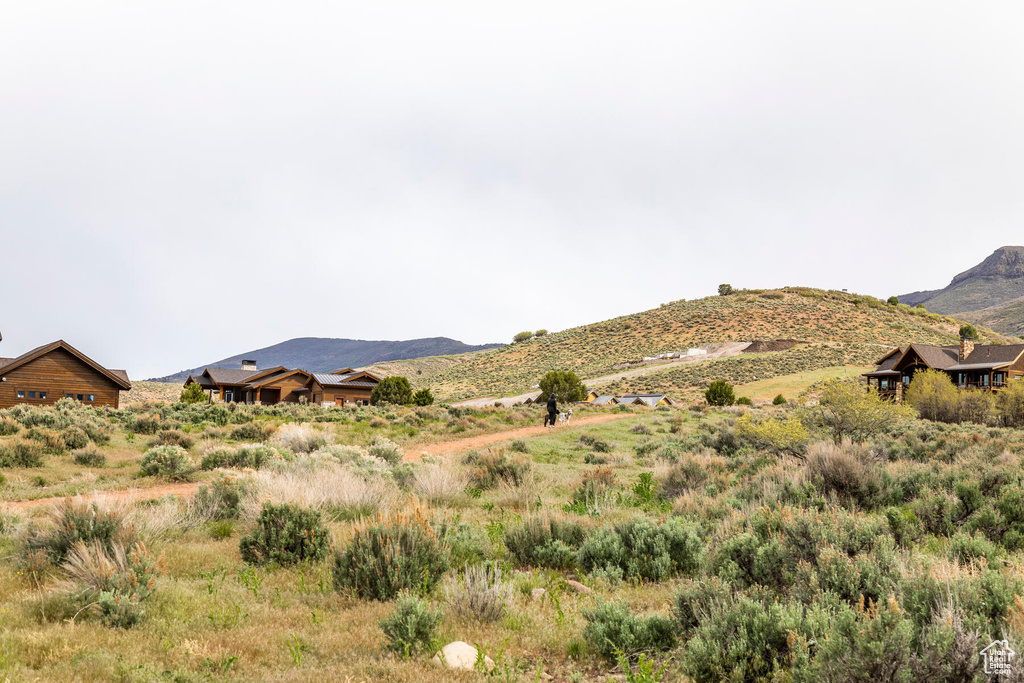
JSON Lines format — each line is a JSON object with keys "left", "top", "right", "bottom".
{"left": 129, "top": 413, "right": 162, "bottom": 435}
{"left": 367, "top": 437, "right": 403, "bottom": 465}
{"left": 906, "top": 369, "right": 960, "bottom": 423}
{"left": 445, "top": 562, "right": 513, "bottom": 622}
{"left": 24, "top": 498, "right": 137, "bottom": 563}
{"left": 60, "top": 426, "right": 90, "bottom": 450}
{"left": 230, "top": 422, "right": 274, "bottom": 442}
{"left": 379, "top": 594, "right": 441, "bottom": 657}
{"left": 0, "top": 439, "right": 45, "bottom": 467}
{"left": 808, "top": 379, "right": 913, "bottom": 444}
{"left": 72, "top": 445, "right": 107, "bottom": 467}
{"left": 538, "top": 370, "right": 588, "bottom": 403}
{"left": 949, "top": 531, "right": 1000, "bottom": 566}
{"left": 577, "top": 517, "right": 702, "bottom": 583}
{"left": 737, "top": 414, "right": 808, "bottom": 458}
{"left": 997, "top": 380, "right": 1024, "bottom": 427}
{"left": 504, "top": 515, "right": 588, "bottom": 569}
{"left": 149, "top": 429, "right": 194, "bottom": 450}
{"left": 239, "top": 502, "right": 330, "bottom": 566}
{"left": 139, "top": 445, "right": 196, "bottom": 481}
{"left": 0, "top": 416, "right": 20, "bottom": 436}
{"left": 804, "top": 442, "right": 881, "bottom": 508}
{"left": 804, "top": 597, "right": 916, "bottom": 681}
{"left": 192, "top": 473, "right": 248, "bottom": 521}
{"left": 772, "top": 394, "right": 787, "bottom": 405}
{"left": 63, "top": 540, "right": 161, "bottom": 628}
{"left": 582, "top": 602, "right": 677, "bottom": 660}
{"left": 513, "top": 331, "right": 533, "bottom": 343}
{"left": 333, "top": 509, "right": 450, "bottom": 600}
{"left": 718, "top": 284, "right": 734, "bottom": 296}
{"left": 371, "top": 376, "right": 413, "bottom": 406}
{"left": 464, "top": 450, "right": 531, "bottom": 489}
{"left": 201, "top": 445, "right": 278, "bottom": 470}
{"left": 509, "top": 439, "right": 528, "bottom": 453}
{"left": 705, "top": 381, "right": 735, "bottom": 407}
{"left": 412, "top": 388, "right": 434, "bottom": 406}
{"left": 24, "top": 427, "right": 66, "bottom": 454}
{"left": 179, "top": 382, "right": 207, "bottom": 404}
{"left": 736, "top": 396, "right": 753, "bottom": 406}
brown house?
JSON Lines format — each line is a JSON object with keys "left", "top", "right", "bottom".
{"left": 864, "top": 338, "right": 1024, "bottom": 401}
{"left": 0, "top": 340, "right": 131, "bottom": 409}
{"left": 185, "top": 362, "right": 380, "bottom": 406}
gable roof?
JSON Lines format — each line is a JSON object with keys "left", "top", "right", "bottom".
{"left": 592, "top": 395, "right": 618, "bottom": 405}
{"left": 247, "top": 368, "right": 312, "bottom": 388}
{"left": 619, "top": 394, "right": 672, "bottom": 406}
{"left": 203, "top": 367, "right": 265, "bottom": 386}
{"left": 0, "top": 340, "right": 131, "bottom": 390}
{"left": 890, "top": 343, "right": 1024, "bottom": 373}
{"left": 311, "top": 371, "right": 381, "bottom": 387}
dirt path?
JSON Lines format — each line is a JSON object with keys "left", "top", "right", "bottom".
{"left": 1, "top": 482, "right": 201, "bottom": 512}
{"left": 405, "top": 412, "right": 632, "bottom": 461}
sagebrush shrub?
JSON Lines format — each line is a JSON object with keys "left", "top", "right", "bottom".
{"left": 24, "top": 497, "right": 137, "bottom": 563}
{"left": 367, "top": 437, "right": 403, "bottom": 465}
{"left": 230, "top": 422, "right": 275, "bottom": 442}
{"left": 72, "top": 445, "right": 107, "bottom": 467}
{"left": 582, "top": 602, "right": 677, "bottom": 660}
{"left": 191, "top": 473, "right": 248, "bottom": 521}
{"left": 63, "top": 540, "right": 162, "bottom": 628}
{"left": 0, "top": 416, "right": 20, "bottom": 436}
{"left": 445, "top": 562, "right": 513, "bottom": 622}
{"left": 333, "top": 508, "right": 449, "bottom": 600}
{"left": 0, "top": 439, "right": 45, "bottom": 467}
{"left": 577, "top": 516, "right": 702, "bottom": 583}
{"left": 239, "top": 502, "right": 330, "bottom": 565}
{"left": 201, "top": 444, "right": 278, "bottom": 471}
{"left": 139, "top": 445, "right": 195, "bottom": 481}
{"left": 804, "top": 442, "right": 881, "bottom": 508}
{"left": 270, "top": 423, "right": 326, "bottom": 454}
{"left": 379, "top": 594, "right": 441, "bottom": 657}
{"left": 24, "top": 427, "right": 66, "bottom": 454}
{"left": 505, "top": 515, "right": 588, "bottom": 569}
{"left": 60, "top": 426, "right": 90, "bottom": 450}
{"left": 149, "top": 429, "right": 194, "bottom": 450}
{"left": 464, "top": 449, "right": 532, "bottom": 489}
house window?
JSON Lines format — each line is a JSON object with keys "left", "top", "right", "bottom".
{"left": 16, "top": 390, "right": 24, "bottom": 398}
{"left": 28, "top": 391, "right": 36, "bottom": 399}
{"left": 39, "top": 392, "right": 47, "bottom": 400}
{"left": 66, "top": 393, "right": 73, "bottom": 398}
{"left": 87, "top": 395, "right": 94, "bottom": 402}
{"left": 77, "top": 394, "right": 84, "bottom": 400}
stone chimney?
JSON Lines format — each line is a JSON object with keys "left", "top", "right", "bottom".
{"left": 241, "top": 359, "right": 258, "bottom": 371}
{"left": 959, "top": 337, "right": 975, "bottom": 362}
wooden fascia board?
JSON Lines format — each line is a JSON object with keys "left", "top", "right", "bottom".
{"left": 1, "top": 340, "right": 131, "bottom": 390}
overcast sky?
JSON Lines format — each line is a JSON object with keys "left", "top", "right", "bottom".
{"left": 3, "top": 2, "right": 1024, "bottom": 379}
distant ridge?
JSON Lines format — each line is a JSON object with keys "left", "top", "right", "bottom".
{"left": 149, "top": 337, "right": 503, "bottom": 383}
{"left": 899, "top": 246, "right": 1024, "bottom": 336}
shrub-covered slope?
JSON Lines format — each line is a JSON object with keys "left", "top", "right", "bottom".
{"left": 372, "top": 288, "right": 1010, "bottom": 402}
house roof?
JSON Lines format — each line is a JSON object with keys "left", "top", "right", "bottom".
{"left": 331, "top": 368, "right": 356, "bottom": 375}
{"left": 874, "top": 348, "right": 905, "bottom": 372}
{"left": 247, "top": 369, "right": 311, "bottom": 388}
{"left": 890, "top": 343, "right": 1024, "bottom": 372}
{"left": 187, "top": 374, "right": 218, "bottom": 389}
{"left": 619, "top": 394, "right": 671, "bottom": 406}
{"left": 957, "top": 344, "right": 1024, "bottom": 366}
{"left": 203, "top": 367, "right": 265, "bottom": 386}
{"left": 0, "top": 340, "right": 131, "bottom": 390}
{"left": 310, "top": 372, "right": 379, "bottom": 388}
{"left": 592, "top": 395, "right": 618, "bottom": 404}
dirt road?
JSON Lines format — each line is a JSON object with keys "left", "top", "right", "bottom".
{"left": 454, "top": 342, "right": 751, "bottom": 407}
{"left": 405, "top": 412, "right": 631, "bottom": 460}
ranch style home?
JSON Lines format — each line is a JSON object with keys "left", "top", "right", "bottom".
{"left": 864, "top": 337, "right": 1024, "bottom": 401}
{"left": 185, "top": 362, "right": 380, "bottom": 407}
{"left": 0, "top": 340, "right": 132, "bottom": 409}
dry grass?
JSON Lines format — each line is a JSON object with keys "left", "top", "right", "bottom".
{"left": 269, "top": 423, "right": 327, "bottom": 454}
{"left": 242, "top": 460, "right": 396, "bottom": 519}
{"left": 412, "top": 459, "right": 468, "bottom": 505}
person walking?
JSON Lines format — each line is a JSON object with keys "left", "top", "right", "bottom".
{"left": 546, "top": 393, "right": 558, "bottom": 428}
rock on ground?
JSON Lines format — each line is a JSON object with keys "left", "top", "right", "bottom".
{"left": 432, "top": 641, "right": 494, "bottom": 672}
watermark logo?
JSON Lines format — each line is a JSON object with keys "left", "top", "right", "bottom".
{"left": 981, "top": 639, "right": 1015, "bottom": 675}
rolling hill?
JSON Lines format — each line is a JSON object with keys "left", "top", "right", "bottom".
{"left": 369, "top": 288, "right": 1013, "bottom": 402}
{"left": 900, "top": 246, "right": 1024, "bottom": 336}
{"left": 149, "top": 337, "right": 503, "bottom": 383}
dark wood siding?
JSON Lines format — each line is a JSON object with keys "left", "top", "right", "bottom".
{"left": 0, "top": 348, "right": 123, "bottom": 409}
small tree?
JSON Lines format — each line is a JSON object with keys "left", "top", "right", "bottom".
{"left": 772, "top": 394, "right": 787, "bottom": 405}
{"left": 905, "top": 369, "right": 959, "bottom": 423}
{"left": 705, "top": 380, "right": 735, "bottom": 406}
{"left": 538, "top": 370, "right": 587, "bottom": 403}
{"left": 737, "top": 414, "right": 809, "bottom": 458}
{"left": 958, "top": 323, "right": 979, "bottom": 340}
{"left": 412, "top": 388, "right": 434, "bottom": 406}
{"left": 886, "top": 296, "right": 899, "bottom": 306}
{"left": 718, "top": 284, "right": 734, "bottom": 296}
{"left": 513, "top": 331, "right": 533, "bottom": 343}
{"left": 179, "top": 382, "right": 207, "bottom": 405}
{"left": 534, "top": 329, "right": 548, "bottom": 337}
{"left": 997, "top": 380, "right": 1024, "bottom": 428}
{"left": 371, "top": 376, "right": 413, "bottom": 406}
{"left": 806, "top": 379, "right": 912, "bottom": 444}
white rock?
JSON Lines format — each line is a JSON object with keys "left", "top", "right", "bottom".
{"left": 432, "top": 641, "right": 495, "bottom": 672}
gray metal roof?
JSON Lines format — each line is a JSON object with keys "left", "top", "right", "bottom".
{"left": 947, "top": 362, "right": 1015, "bottom": 371}
{"left": 311, "top": 372, "right": 377, "bottom": 387}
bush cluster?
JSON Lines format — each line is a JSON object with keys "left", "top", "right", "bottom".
{"left": 239, "top": 502, "right": 331, "bottom": 565}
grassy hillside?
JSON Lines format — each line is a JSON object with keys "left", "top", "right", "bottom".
{"left": 372, "top": 288, "right": 1010, "bottom": 402}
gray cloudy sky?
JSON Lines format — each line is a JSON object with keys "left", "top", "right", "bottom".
{"left": 3, "top": 2, "right": 1024, "bottom": 379}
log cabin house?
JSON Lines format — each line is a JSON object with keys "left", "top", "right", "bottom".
{"left": 864, "top": 338, "right": 1024, "bottom": 401}
{"left": 0, "top": 340, "right": 131, "bottom": 409}
{"left": 185, "top": 362, "right": 379, "bottom": 406}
